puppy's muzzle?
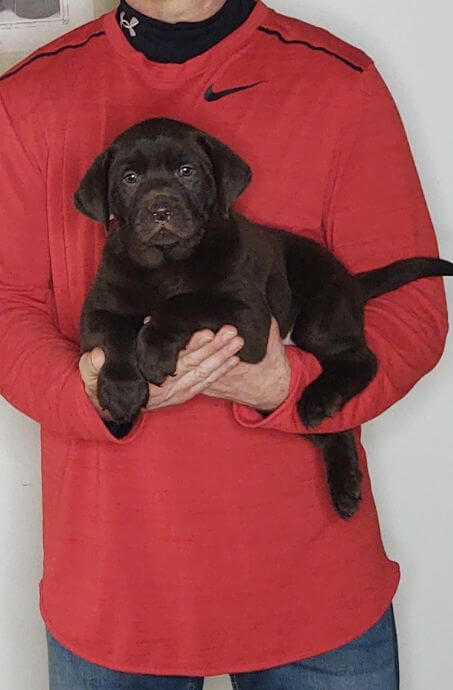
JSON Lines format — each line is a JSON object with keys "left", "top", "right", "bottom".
{"left": 135, "top": 193, "right": 194, "bottom": 247}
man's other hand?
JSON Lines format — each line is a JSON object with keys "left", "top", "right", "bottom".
{"left": 201, "top": 317, "right": 291, "bottom": 411}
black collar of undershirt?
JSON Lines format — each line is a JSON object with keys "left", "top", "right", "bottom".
{"left": 116, "top": 0, "right": 256, "bottom": 63}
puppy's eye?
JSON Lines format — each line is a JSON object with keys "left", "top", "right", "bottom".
{"left": 122, "top": 171, "right": 140, "bottom": 184}
{"left": 178, "top": 164, "right": 195, "bottom": 177}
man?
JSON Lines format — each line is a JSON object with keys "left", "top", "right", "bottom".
{"left": 0, "top": 1, "right": 447, "bottom": 687}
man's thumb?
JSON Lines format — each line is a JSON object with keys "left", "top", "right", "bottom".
{"left": 90, "top": 347, "right": 105, "bottom": 372}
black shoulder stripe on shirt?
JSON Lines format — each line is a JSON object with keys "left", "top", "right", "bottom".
{"left": 257, "top": 26, "right": 364, "bottom": 73}
{"left": 0, "top": 30, "right": 106, "bottom": 83}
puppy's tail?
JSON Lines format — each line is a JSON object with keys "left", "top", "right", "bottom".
{"left": 356, "top": 257, "right": 453, "bottom": 302}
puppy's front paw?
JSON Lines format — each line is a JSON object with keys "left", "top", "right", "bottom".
{"left": 136, "top": 325, "right": 179, "bottom": 385}
{"left": 98, "top": 362, "right": 149, "bottom": 424}
{"left": 298, "top": 381, "right": 344, "bottom": 428}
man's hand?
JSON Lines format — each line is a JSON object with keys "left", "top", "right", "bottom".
{"left": 79, "top": 318, "right": 290, "bottom": 418}
{"left": 200, "top": 317, "right": 291, "bottom": 411}
{"left": 143, "top": 326, "right": 243, "bottom": 411}
{"left": 78, "top": 327, "right": 244, "bottom": 418}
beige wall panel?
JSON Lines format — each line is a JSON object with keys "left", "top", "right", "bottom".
{"left": 94, "top": 0, "right": 117, "bottom": 17}
{"left": 0, "top": 52, "right": 26, "bottom": 73}
{"left": 0, "top": 0, "right": 115, "bottom": 74}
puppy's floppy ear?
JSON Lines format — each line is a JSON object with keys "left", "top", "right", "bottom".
{"left": 74, "top": 149, "right": 111, "bottom": 225}
{"left": 199, "top": 133, "right": 251, "bottom": 217}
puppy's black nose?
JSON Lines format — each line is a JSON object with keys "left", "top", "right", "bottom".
{"left": 152, "top": 207, "right": 172, "bottom": 222}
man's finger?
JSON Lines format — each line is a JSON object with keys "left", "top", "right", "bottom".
{"left": 90, "top": 347, "right": 105, "bottom": 371}
{"left": 179, "top": 336, "right": 243, "bottom": 390}
{"left": 79, "top": 347, "right": 105, "bottom": 386}
{"left": 185, "top": 324, "right": 243, "bottom": 354}
{"left": 180, "top": 329, "right": 240, "bottom": 370}
{"left": 270, "top": 316, "right": 280, "bottom": 333}
{"left": 145, "top": 353, "right": 241, "bottom": 410}
{"left": 188, "top": 355, "right": 241, "bottom": 397}
{"left": 185, "top": 329, "right": 215, "bottom": 352}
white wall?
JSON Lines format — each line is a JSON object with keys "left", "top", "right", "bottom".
{"left": 0, "top": 2, "right": 452, "bottom": 689}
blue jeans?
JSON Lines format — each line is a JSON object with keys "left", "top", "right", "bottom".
{"left": 47, "top": 606, "right": 399, "bottom": 689}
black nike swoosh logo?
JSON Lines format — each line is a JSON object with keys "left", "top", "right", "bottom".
{"left": 204, "top": 81, "right": 263, "bottom": 102}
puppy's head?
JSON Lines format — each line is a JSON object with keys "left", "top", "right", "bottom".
{"left": 74, "top": 118, "right": 251, "bottom": 265}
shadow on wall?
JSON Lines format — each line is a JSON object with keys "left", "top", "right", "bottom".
{"left": 0, "top": 1, "right": 60, "bottom": 19}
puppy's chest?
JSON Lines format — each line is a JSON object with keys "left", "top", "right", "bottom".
{"left": 154, "top": 268, "right": 202, "bottom": 301}
{"left": 119, "top": 263, "right": 211, "bottom": 312}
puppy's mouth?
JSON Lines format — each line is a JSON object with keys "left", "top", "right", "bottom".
{"left": 134, "top": 201, "right": 197, "bottom": 248}
{"left": 150, "top": 227, "right": 180, "bottom": 247}
{"left": 138, "top": 220, "right": 191, "bottom": 246}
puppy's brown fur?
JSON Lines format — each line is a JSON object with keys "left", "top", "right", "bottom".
{"left": 75, "top": 118, "right": 453, "bottom": 518}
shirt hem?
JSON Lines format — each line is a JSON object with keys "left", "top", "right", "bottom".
{"left": 232, "top": 347, "right": 321, "bottom": 433}
{"left": 40, "top": 564, "right": 400, "bottom": 677}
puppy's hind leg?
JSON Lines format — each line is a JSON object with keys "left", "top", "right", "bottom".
{"left": 289, "top": 304, "right": 377, "bottom": 428}
{"left": 297, "top": 346, "right": 378, "bottom": 428}
{"left": 306, "top": 431, "right": 362, "bottom": 519}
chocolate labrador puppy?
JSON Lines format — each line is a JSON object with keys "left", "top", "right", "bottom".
{"left": 75, "top": 118, "right": 453, "bottom": 518}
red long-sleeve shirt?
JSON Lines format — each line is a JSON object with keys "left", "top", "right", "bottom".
{"left": 0, "top": 1, "right": 448, "bottom": 675}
